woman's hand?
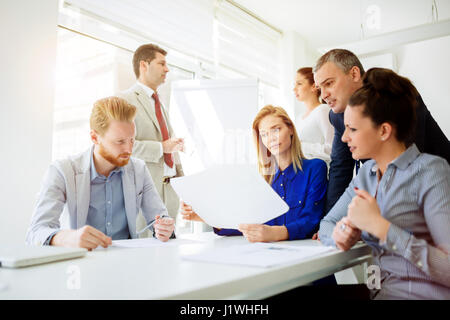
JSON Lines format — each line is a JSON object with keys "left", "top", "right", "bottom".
{"left": 238, "top": 224, "right": 288, "bottom": 242}
{"left": 332, "top": 216, "right": 362, "bottom": 251}
{"left": 347, "top": 188, "right": 390, "bottom": 242}
{"left": 179, "top": 201, "right": 204, "bottom": 222}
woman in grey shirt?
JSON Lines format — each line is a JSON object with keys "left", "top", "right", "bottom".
{"left": 318, "top": 68, "right": 450, "bottom": 299}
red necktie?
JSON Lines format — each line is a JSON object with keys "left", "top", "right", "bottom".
{"left": 152, "top": 92, "right": 174, "bottom": 168}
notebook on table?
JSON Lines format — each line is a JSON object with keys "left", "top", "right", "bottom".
{"left": 0, "top": 245, "right": 87, "bottom": 268}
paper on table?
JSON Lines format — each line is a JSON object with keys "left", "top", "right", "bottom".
{"left": 170, "top": 164, "right": 289, "bottom": 229}
{"left": 182, "top": 243, "right": 335, "bottom": 268}
{"left": 110, "top": 238, "right": 197, "bottom": 248}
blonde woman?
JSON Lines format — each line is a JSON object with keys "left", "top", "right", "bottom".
{"left": 181, "top": 105, "right": 328, "bottom": 242}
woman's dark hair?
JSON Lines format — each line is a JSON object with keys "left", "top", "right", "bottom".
{"left": 297, "top": 67, "right": 321, "bottom": 98}
{"left": 348, "top": 68, "right": 418, "bottom": 146}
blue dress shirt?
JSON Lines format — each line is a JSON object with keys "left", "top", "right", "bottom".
{"left": 215, "top": 158, "right": 328, "bottom": 240}
{"left": 85, "top": 153, "right": 130, "bottom": 240}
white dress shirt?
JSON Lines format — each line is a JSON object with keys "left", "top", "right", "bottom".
{"left": 296, "top": 104, "right": 334, "bottom": 166}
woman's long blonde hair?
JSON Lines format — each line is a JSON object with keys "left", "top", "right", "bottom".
{"left": 252, "top": 105, "right": 304, "bottom": 184}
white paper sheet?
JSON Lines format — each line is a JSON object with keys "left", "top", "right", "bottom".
{"left": 109, "top": 238, "right": 197, "bottom": 248}
{"left": 170, "top": 165, "right": 289, "bottom": 229}
{"left": 182, "top": 243, "right": 335, "bottom": 268}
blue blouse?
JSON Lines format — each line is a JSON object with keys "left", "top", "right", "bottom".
{"left": 214, "top": 158, "right": 328, "bottom": 240}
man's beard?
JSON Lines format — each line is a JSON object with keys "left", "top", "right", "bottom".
{"left": 98, "top": 143, "right": 131, "bottom": 167}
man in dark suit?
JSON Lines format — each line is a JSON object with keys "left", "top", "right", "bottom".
{"left": 313, "top": 49, "right": 450, "bottom": 214}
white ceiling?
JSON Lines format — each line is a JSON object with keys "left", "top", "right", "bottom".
{"left": 233, "top": 0, "right": 450, "bottom": 50}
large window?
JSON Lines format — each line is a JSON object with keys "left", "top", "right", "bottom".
{"left": 54, "top": 0, "right": 283, "bottom": 159}
{"left": 53, "top": 27, "right": 197, "bottom": 234}
{"left": 53, "top": 28, "right": 127, "bottom": 160}
{"left": 53, "top": 28, "right": 195, "bottom": 160}
{"left": 54, "top": 0, "right": 283, "bottom": 233}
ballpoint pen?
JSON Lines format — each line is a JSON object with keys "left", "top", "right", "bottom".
{"left": 136, "top": 215, "right": 170, "bottom": 235}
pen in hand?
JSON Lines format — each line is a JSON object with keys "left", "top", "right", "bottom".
{"left": 136, "top": 215, "right": 169, "bottom": 235}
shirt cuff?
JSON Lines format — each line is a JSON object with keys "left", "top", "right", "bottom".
{"left": 379, "top": 223, "right": 411, "bottom": 254}
{"left": 152, "top": 227, "right": 176, "bottom": 239}
{"left": 213, "top": 227, "right": 242, "bottom": 236}
{"left": 318, "top": 222, "right": 337, "bottom": 247}
{"left": 44, "top": 230, "right": 60, "bottom": 246}
{"left": 159, "top": 142, "right": 164, "bottom": 157}
{"left": 285, "top": 223, "right": 297, "bottom": 240}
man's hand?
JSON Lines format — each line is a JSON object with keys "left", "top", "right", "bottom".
{"left": 162, "top": 138, "right": 184, "bottom": 154}
{"left": 332, "top": 216, "right": 361, "bottom": 251}
{"left": 51, "top": 226, "right": 112, "bottom": 250}
{"left": 238, "top": 224, "right": 288, "bottom": 243}
{"left": 179, "top": 201, "right": 204, "bottom": 222}
{"left": 154, "top": 215, "right": 175, "bottom": 242}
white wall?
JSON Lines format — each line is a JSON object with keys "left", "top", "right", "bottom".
{"left": 395, "top": 35, "right": 450, "bottom": 138}
{"left": 0, "top": 0, "right": 59, "bottom": 245}
{"left": 325, "top": 32, "right": 450, "bottom": 139}
{"left": 350, "top": 35, "right": 450, "bottom": 139}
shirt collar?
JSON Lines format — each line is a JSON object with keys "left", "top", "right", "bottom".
{"left": 136, "top": 81, "right": 157, "bottom": 99}
{"left": 370, "top": 143, "right": 420, "bottom": 174}
{"left": 90, "top": 148, "right": 123, "bottom": 181}
{"left": 274, "top": 162, "right": 296, "bottom": 182}
{"left": 390, "top": 143, "right": 420, "bottom": 170}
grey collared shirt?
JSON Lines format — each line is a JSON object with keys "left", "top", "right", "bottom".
{"left": 319, "top": 144, "right": 450, "bottom": 299}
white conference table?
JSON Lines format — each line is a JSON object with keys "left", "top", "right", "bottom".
{"left": 0, "top": 232, "right": 372, "bottom": 300}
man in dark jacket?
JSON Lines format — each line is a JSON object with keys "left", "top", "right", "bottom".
{"left": 314, "top": 49, "right": 450, "bottom": 214}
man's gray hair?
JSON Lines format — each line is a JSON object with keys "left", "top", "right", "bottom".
{"left": 314, "top": 49, "right": 365, "bottom": 76}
